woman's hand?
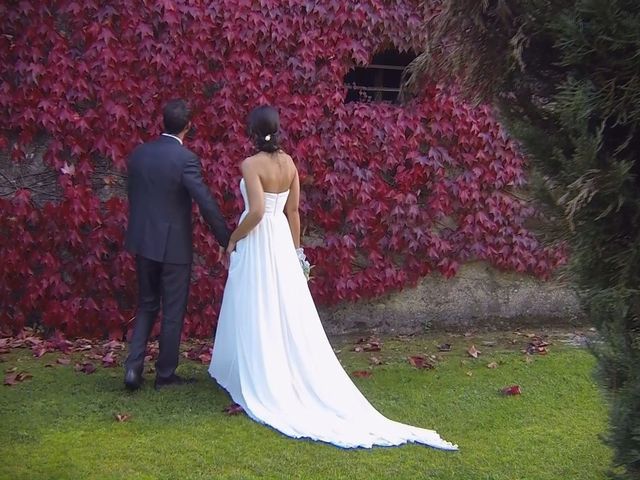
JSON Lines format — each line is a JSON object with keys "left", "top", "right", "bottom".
{"left": 226, "top": 239, "right": 237, "bottom": 255}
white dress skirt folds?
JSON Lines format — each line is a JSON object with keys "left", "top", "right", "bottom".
{"left": 209, "top": 179, "right": 458, "bottom": 450}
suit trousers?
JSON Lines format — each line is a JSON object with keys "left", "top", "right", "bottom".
{"left": 125, "top": 255, "right": 191, "bottom": 379}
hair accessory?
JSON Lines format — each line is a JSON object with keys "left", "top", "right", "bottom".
{"left": 264, "top": 134, "right": 271, "bottom": 142}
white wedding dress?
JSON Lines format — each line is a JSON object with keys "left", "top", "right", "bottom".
{"left": 209, "top": 179, "right": 457, "bottom": 450}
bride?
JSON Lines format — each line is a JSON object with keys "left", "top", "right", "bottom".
{"left": 209, "top": 105, "right": 457, "bottom": 450}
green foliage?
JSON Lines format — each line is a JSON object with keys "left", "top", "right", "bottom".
{"left": 407, "top": 1, "right": 640, "bottom": 476}
{"left": 0, "top": 335, "right": 608, "bottom": 479}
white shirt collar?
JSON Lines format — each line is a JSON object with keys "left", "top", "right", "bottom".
{"left": 161, "top": 133, "right": 183, "bottom": 145}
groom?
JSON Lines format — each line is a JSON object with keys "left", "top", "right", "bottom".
{"left": 123, "top": 99, "right": 230, "bottom": 391}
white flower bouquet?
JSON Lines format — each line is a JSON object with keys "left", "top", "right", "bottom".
{"left": 296, "top": 248, "right": 313, "bottom": 281}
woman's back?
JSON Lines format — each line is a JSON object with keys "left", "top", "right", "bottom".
{"left": 246, "top": 150, "right": 296, "bottom": 194}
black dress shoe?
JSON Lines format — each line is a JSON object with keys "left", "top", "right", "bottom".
{"left": 124, "top": 369, "right": 143, "bottom": 391}
{"left": 154, "top": 374, "right": 196, "bottom": 390}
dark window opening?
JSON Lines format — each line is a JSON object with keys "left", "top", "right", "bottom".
{"left": 344, "top": 50, "right": 416, "bottom": 103}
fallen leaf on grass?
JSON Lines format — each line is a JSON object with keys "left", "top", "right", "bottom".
{"left": 5, "top": 366, "right": 17, "bottom": 373}
{"left": 56, "top": 357, "right": 71, "bottom": 365}
{"left": 198, "top": 352, "right": 212, "bottom": 364}
{"left": 47, "top": 332, "right": 73, "bottom": 354}
{"left": 525, "top": 337, "right": 550, "bottom": 355}
{"left": 74, "top": 362, "right": 96, "bottom": 374}
{"left": 437, "top": 343, "right": 452, "bottom": 352}
{"left": 44, "top": 363, "right": 54, "bottom": 368}
{"left": 145, "top": 343, "right": 159, "bottom": 360}
{"left": 524, "top": 355, "right": 534, "bottom": 364}
{"left": 102, "top": 351, "right": 118, "bottom": 368}
{"left": 353, "top": 336, "right": 382, "bottom": 352}
{"left": 352, "top": 370, "right": 372, "bottom": 378}
{"left": 501, "top": 385, "right": 522, "bottom": 396}
{"left": 396, "top": 334, "right": 414, "bottom": 342}
{"left": 363, "top": 343, "right": 381, "bottom": 352}
{"left": 223, "top": 403, "right": 244, "bottom": 415}
{"left": 103, "top": 340, "right": 124, "bottom": 351}
{"left": 467, "top": 345, "right": 481, "bottom": 358}
{"left": 4, "top": 371, "right": 32, "bottom": 386}
{"left": 23, "top": 336, "right": 42, "bottom": 348}
{"left": 72, "top": 339, "right": 93, "bottom": 352}
{"left": 408, "top": 355, "right": 435, "bottom": 369}
{"left": 369, "top": 356, "right": 383, "bottom": 366}
{"left": 466, "top": 371, "right": 473, "bottom": 377}
{"left": 114, "top": 413, "right": 132, "bottom": 422}
{"left": 183, "top": 345, "right": 212, "bottom": 365}
{"left": 32, "top": 344, "right": 48, "bottom": 358}
{"left": 487, "top": 362, "right": 499, "bottom": 369}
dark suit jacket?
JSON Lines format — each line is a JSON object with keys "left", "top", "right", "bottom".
{"left": 125, "top": 135, "right": 230, "bottom": 264}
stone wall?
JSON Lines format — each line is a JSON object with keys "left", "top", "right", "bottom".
{"left": 319, "top": 262, "right": 583, "bottom": 335}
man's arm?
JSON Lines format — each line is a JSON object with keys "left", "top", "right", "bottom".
{"left": 182, "top": 154, "right": 230, "bottom": 248}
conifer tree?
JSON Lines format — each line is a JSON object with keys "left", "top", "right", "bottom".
{"left": 405, "top": 1, "right": 640, "bottom": 476}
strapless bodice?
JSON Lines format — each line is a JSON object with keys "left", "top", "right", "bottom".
{"left": 240, "top": 178, "right": 289, "bottom": 216}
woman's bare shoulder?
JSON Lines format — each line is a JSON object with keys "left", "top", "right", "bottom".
{"left": 241, "top": 155, "right": 261, "bottom": 172}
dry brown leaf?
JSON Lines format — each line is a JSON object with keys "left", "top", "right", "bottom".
{"left": 467, "top": 345, "right": 481, "bottom": 358}
{"left": 223, "top": 403, "right": 244, "bottom": 415}
{"left": 114, "top": 413, "right": 132, "bottom": 422}
{"left": 4, "top": 371, "right": 32, "bottom": 386}
{"left": 74, "top": 362, "right": 96, "bottom": 374}
{"left": 369, "top": 356, "right": 383, "bottom": 365}
{"left": 408, "top": 355, "right": 435, "bottom": 369}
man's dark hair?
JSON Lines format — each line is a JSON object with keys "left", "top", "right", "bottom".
{"left": 163, "top": 99, "right": 191, "bottom": 134}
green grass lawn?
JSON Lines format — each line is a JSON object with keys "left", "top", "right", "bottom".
{"left": 0, "top": 330, "right": 610, "bottom": 480}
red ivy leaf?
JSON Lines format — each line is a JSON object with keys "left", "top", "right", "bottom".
{"left": 501, "top": 385, "right": 522, "bottom": 396}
